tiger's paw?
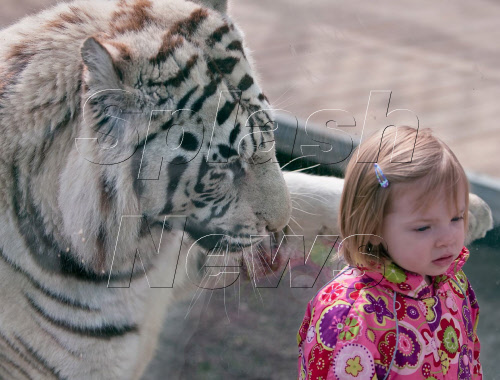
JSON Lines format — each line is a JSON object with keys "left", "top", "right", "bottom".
{"left": 466, "top": 193, "right": 494, "bottom": 244}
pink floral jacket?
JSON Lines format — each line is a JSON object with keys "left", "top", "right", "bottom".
{"left": 297, "top": 246, "right": 482, "bottom": 379}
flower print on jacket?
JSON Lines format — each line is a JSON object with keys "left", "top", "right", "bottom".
{"left": 437, "top": 316, "right": 462, "bottom": 360}
{"left": 458, "top": 344, "right": 473, "bottom": 380}
{"left": 419, "top": 296, "right": 442, "bottom": 332}
{"left": 316, "top": 300, "right": 360, "bottom": 350}
{"left": 318, "top": 281, "right": 345, "bottom": 305}
{"left": 363, "top": 293, "right": 394, "bottom": 324}
{"left": 297, "top": 246, "right": 483, "bottom": 379}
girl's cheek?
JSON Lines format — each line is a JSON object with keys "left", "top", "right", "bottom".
{"left": 452, "top": 223, "right": 465, "bottom": 239}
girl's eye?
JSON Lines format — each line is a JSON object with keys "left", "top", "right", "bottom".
{"left": 452, "top": 216, "right": 464, "bottom": 222}
{"left": 416, "top": 226, "right": 430, "bottom": 232}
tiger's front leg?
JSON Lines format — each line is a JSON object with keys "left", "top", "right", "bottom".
{"left": 283, "top": 172, "right": 344, "bottom": 240}
{"left": 282, "top": 171, "right": 493, "bottom": 247}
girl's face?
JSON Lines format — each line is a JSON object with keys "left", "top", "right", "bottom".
{"left": 378, "top": 181, "right": 466, "bottom": 280}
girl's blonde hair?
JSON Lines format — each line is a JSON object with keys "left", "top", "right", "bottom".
{"left": 339, "top": 126, "right": 469, "bottom": 267}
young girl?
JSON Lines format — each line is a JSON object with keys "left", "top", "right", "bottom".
{"left": 297, "top": 126, "right": 482, "bottom": 379}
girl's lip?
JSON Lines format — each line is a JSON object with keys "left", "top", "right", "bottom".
{"left": 432, "top": 255, "right": 454, "bottom": 264}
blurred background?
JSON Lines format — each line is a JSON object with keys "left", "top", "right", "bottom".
{"left": 2, "top": 0, "right": 500, "bottom": 378}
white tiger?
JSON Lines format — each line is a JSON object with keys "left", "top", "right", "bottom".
{"left": 0, "top": 0, "right": 493, "bottom": 379}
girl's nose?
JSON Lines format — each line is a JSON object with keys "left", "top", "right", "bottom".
{"left": 435, "top": 226, "right": 456, "bottom": 247}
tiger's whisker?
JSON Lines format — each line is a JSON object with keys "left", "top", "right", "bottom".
{"left": 272, "top": 94, "right": 294, "bottom": 109}
{"left": 289, "top": 191, "right": 330, "bottom": 202}
{"left": 270, "top": 84, "right": 295, "bottom": 104}
{"left": 289, "top": 164, "right": 320, "bottom": 173}
{"left": 292, "top": 206, "right": 321, "bottom": 216}
{"left": 285, "top": 222, "right": 299, "bottom": 236}
{"left": 289, "top": 215, "right": 304, "bottom": 230}
{"left": 291, "top": 193, "right": 329, "bottom": 206}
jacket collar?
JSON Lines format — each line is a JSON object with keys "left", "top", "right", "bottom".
{"left": 358, "top": 246, "right": 469, "bottom": 299}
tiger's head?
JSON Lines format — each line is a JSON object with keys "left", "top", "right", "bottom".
{"left": 58, "top": 0, "right": 291, "bottom": 276}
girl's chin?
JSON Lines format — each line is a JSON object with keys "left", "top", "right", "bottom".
{"left": 424, "top": 268, "right": 449, "bottom": 278}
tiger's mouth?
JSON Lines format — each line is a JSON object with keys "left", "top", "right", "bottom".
{"left": 225, "top": 236, "right": 266, "bottom": 251}
{"left": 190, "top": 232, "right": 284, "bottom": 283}
{"left": 227, "top": 233, "right": 284, "bottom": 281}
{"left": 239, "top": 244, "right": 282, "bottom": 281}
{"left": 183, "top": 221, "right": 288, "bottom": 283}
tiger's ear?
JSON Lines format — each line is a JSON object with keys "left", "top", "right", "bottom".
{"left": 81, "top": 37, "right": 123, "bottom": 89}
{"left": 191, "top": 0, "right": 227, "bottom": 13}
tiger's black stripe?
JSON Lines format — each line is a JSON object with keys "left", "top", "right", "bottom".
{"left": 148, "top": 54, "right": 197, "bottom": 88}
{"left": 229, "top": 122, "right": 241, "bottom": 146}
{"left": 191, "top": 78, "right": 221, "bottom": 113}
{"left": 0, "top": 329, "right": 59, "bottom": 379}
{"left": 34, "top": 281, "right": 100, "bottom": 312}
{"left": 218, "top": 144, "right": 238, "bottom": 159}
{"left": 0, "top": 353, "right": 34, "bottom": 380}
{"left": 0, "top": 352, "right": 34, "bottom": 380}
{"left": 158, "top": 96, "right": 172, "bottom": 106}
{"left": 31, "top": 314, "right": 83, "bottom": 358}
{"left": 207, "top": 56, "right": 239, "bottom": 75}
{"left": 0, "top": 247, "right": 99, "bottom": 312}
{"left": 160, "top": 156, "right": 189, "bottom": 215}
{"left": 192, "top": 200, "right": 207, "bottom": 208}
{"left": 216, "top": 100, "right": 238, "bottom": 126}
{"left": 0, "top": 332, "right": 41, "bottom": 379}
{"left": 226, "top": 40, "right": 245, "bottom": 56}
{"left": 239, "top": 138, "right": 247, "bottom": 157}
{"left": 162, "top": 54, "right": 198, "bottom": 88}
{"left": 0, "top": 361, "right": 14, "bottom": 379}
{"left": 149, "top": 33, "right": 183, "bottom": 66}
{"left": 212, "top": 195, "right": 228, "bottom": 205}
{"left": 92, "top": 114, "right": 110, "bottom": 133}
{"left": 14, "top": 335, "right": 65, "bottom": 379}
{"left": 199, "top": 194, "right": 215, "bottom": 201}
{"left": 179, "top": 132, "right": 200, "bottom": 152}
{"left": 24, "top": 294, "right": 138, "bottom": 340}
{"left": 246, "top": 116, "right": 258, "bottom": 153}
{"left": 183, "top": 223, "right": 233, "bottom": 251}
{"left": 161, "top": 118, "right": 175, "bottom": 131}
{"left": 35, "top": 109, "right": 72, "bottom": 172}
{"left": 11, "top": 163, "right": 146, "bottom": 283}
{"left": 206, "top": 24, "right": 230, "bottom": 47}
{"left": 258, "top": 92, "right": 269, "bottom": 103}
{"left": 169, "top": 8, "right": 209, "bottom": 39}
{"left": 237, "top": 74, "right": 253, "bottom": 92}
{"left": 95, "top": 225, "right": 107, "bottom": 274}
{"left": 193, "top": 157, "right": 210, "bottom": 194}
{"left": 176, "top": 85, "right": 199, "bottom": 111}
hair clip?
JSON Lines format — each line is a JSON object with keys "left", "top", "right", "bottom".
{"left": 374, "top": 163, "right": 389, "bottom": 188}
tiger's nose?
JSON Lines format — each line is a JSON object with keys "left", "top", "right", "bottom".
{"left": 245, "top": 163, "right": 292, "bottom": 234}
{"left": 256, "top": 214, "right": 284, "bottom": 233}
{"left": 256, "top": 200, "right": 291, "bottom": 233}
{"left": 256, "top": 218, "right": 282, "bottom": 234}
